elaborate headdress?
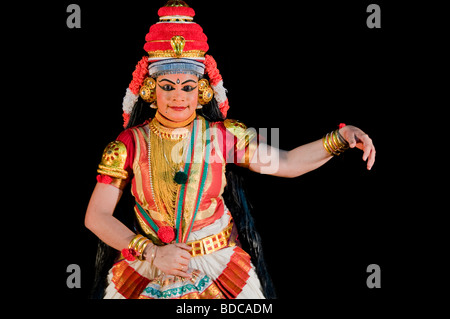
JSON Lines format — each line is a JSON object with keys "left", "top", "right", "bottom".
{"left": 122, "top": 0, "right": 229, "bottom": 128}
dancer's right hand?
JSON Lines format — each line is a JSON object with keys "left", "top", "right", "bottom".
{"left": 152, "top": 243, "right": 192, "bottom": 278}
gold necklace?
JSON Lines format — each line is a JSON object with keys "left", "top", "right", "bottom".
{"left": 149, "top": 117, "right": 190, "bottom": 140}
{"left": 147, "top": 119, "right": 190, "bottom": 228}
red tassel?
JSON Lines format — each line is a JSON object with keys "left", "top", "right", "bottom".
{"left": 97, "top": 174, "right": 113, "bottom": 184}
{"left": 123, "top": 112, "right": 130, "bottom": 128}
{"left": 157, "top": 226, "right": 176, "bottom": 243}
{"left": 121, "top": 248, "right": 137, "bottom": 261}
{"left": 219, "top": 100, "right": 229, "bottom": 118}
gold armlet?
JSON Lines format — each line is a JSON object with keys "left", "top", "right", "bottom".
{"left": 97, "top": 141, "right": 129, "bottom": 179}
{"left": 224, "top": 119, "right": 257, "bottom": 150}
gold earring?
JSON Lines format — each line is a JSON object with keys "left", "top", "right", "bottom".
{"left": 198, "top": 78, "right": 214, "bottom": 105}
{"left": 139, "top": 77, "right": 156, "bottom": 103}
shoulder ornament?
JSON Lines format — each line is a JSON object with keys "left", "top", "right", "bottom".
{"left": 224, "top": 119, "right": 257, "bottom": 150}
{"left": 97, "top": 141, "right": 128, "bottom": 179}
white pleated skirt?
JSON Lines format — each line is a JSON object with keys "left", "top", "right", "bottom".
{"left": 104, "top": 212, "right": 265, "bottom": 299}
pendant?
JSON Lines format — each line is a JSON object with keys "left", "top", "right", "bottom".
{"left": 174, "top": 170, "right": 188, "bottom": 184}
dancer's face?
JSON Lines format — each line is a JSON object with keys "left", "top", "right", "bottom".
{"left": 155, "top": 73, "right": 198, "bottom": 123}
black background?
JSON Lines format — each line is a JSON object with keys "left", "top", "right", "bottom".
{"left": 16, "top": 0, "right": 446, "bottom": 316}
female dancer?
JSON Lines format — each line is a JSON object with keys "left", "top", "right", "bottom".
{"left": 85, "top": 0, "right": 375, "bottom": 299}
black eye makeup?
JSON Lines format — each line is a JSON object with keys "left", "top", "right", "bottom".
{"left": 157, "top": 78, "right": 198, "bottom": 92}
{"left": 158, "top": 84, "right": 175, "bottom": 91}
{"left": 181, "top": 85, "right": 197, "bottom": 92}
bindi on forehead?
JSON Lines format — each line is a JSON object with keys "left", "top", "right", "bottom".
{"left": 157, "top": 76, "right": 198, "bottom": 85}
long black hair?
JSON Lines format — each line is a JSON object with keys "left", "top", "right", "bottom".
{"left": 90, "top": 79, "right": 276, "bottom": 299}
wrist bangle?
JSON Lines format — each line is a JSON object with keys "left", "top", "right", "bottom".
{"left": 137, "top": 239, "right": 151, "bottom": 261}
{"left": 126, "top": 234, "right": 150, "bottom": 261}
{"left": 322, "top": 134, "right": 334, "bottom": 156}
{"left": 135, "top": 237, "right": 148, "bottom": 251}
{"left": 327, "top": 132, "right": 340, "bottom": 155}
{"left": 147, "top": 244, "right": 157, "bottom": 265}
{"left": 128, "top": 234, "right": 145, "bottom": 250}
{"left": 152, "top": 246, "right": 159, "bottom": 267}
{"left": 323, "top": 128, "right": 349, "bottom": 156}
{"left": 336, "top": 130, "right": 348, "bottom": 147}
{"left": 132, "top": 237, "right": 146, "bottom": 254}
{"left": 142, "top": 243, "right": 154, "bottom": 261}
{"left": 333, "top": 130, "right": 349, "bottom": 150}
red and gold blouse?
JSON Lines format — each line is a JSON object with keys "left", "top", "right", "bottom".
{"left": 97, "top": 115, "right": 258, "bottom": 244}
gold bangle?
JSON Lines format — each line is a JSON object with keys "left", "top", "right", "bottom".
{"left": 133, "top": 237, "right": 147, "bottom": 252}
{"left": 128, "top": 234, "right": 145, "bottom": 250}
{"left": 336, "top": 130, "right": 349, "bottom": 148}
{"left": 322, "top": 134, "right": 335, "bottom": 156}
{"left": 137, "top": 240, "right": 151, "bottom": 261}
{"left": 136, "top": 238, "right": 148, "bottom": 252}
{"left": 327, "top": 133, "right": 340, "bottom": 154}
{"left": 152, "top": 246, "right": 159, "bottom": 266}
{"left": 323, "top": 130, "right": 349, "bottom": 156}
{"left": 135, "top": 238, "right": 149, "bottom": 261}
{"left": 331, "top": 130, "right": 342, "bottom": 150}
{"left": 149, "top": 245, "right": 157, "bottom": 265}
{"left": 335, "top": 130, "right": 348, "bottom": 149}
{"left": 322, "top": 135, "right": 332, "bottom": 155}
{"left": 324, "top": 133, "right": 339, "bottom": 156}
{"left": 331, "top": 130, "right": 345, "bottom": 155}
{"left": 140, "top": 242, "right": 154, "bottom": 261}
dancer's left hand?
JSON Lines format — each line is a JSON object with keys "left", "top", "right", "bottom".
{"left": 339, "top": 125, "right": 376, "bottom": 170}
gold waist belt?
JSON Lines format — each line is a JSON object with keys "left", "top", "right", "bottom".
{"left": 187, "top": 223, "right": 234, "bottom": 257}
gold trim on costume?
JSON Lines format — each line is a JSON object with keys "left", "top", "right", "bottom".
{"left": 147, "top": 39, "right": 196, "bottom": 43}
{"left": 147, "top": 50, "right": 206, "bottom": 59}
{"left": 159, "top": 16, "right": 193, "bottom": 22}
{"left": 187, "top": 223, "right": 234, "bottom": 257}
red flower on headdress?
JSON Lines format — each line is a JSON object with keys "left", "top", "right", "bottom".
{"left": 204, "top": 54, "right": 229, "bottom": 118}
{"left": 157, "top": 226, "right": 176, "bottom": 243}
{"left": 129, "top": 56, "right": 150, "bottom": 95}
{"left": 204, "top": 55, "right": 222, "bottom": 86}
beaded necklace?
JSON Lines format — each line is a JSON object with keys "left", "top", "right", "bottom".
{"left": 147, "top": 117, "right": 192, "bottom": 239}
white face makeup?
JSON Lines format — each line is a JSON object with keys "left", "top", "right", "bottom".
{"left": 155, "top": 73, "right": 199, "bottom": 122}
